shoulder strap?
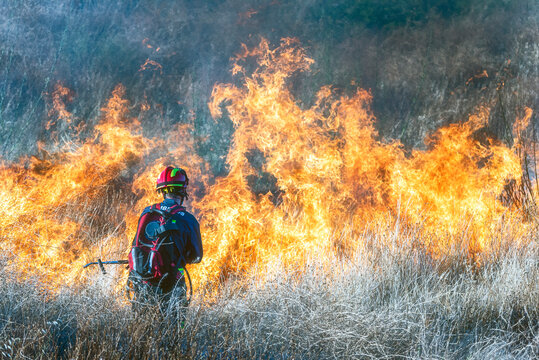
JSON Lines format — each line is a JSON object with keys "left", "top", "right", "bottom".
{"left": 169, "top": 204, "right": 186, "bottom": 215}
{"left": 147, "top": 204, "right": 170, "bottom": 222}
{"left": 145, "top": 203, "right": 183, "bottom": 237}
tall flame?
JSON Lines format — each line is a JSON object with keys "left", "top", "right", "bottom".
{"left": 198, "top": 38, "right": 528, "bottom": 285}
{"left": 0, "top": 38, "right": 533, "bottom": 292}
{"left": 0, "top": 85, "right": 150, "bottom": 285}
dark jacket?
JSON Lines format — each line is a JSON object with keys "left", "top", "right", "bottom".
{"left": 129, "top": 199, "right": 203, "bottom": 285}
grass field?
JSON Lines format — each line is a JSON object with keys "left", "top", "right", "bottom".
{"left": 0, "top": 2, "right": 537, "bottom": 358}
{"left": 1, "top": 220, "right": 537, "bottom": 359}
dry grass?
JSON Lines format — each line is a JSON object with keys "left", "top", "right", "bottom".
{"left": 0, "top": 2, "right": 537, "bottom": 359}
{"left": 0, "top": 223, "right": 537, "bottom": 359}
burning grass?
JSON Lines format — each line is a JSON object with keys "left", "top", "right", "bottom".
{"left": 2, "top": 38, "right": 535, "bottom": 291}
{"left": 0, "top": 38, "right": 537, "bottom": 358}
{"left": 0, "top": 222, "right": 537, "bottom": 359}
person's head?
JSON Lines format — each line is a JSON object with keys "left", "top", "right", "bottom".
{"left": 156, "top": 166, "right": 189, "bottom": 205}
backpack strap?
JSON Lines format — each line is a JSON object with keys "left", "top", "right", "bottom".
{"left": 147, "top": 204, "right": 169, "bottom": 223}
{"left": 145, "top": 203, "right": 183, "bottom": 245}
{"left": 154, "top": 204, "right": 186, "bottom": 236}
{"left": 168, "top": 203, "right": 185, "bottom": 214}
{"left": 154, "top": 220, "right": 180, "bottom": 238}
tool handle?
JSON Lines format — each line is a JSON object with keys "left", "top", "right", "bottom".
{"left": 97, "top": 259, "right": 107, "bottom": 274}
{"left": 83, "top": 259, "right": 129, "bottom": 269}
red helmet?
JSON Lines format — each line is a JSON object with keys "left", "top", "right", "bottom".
{"left": 156, "top": 166, "right": 189, "bottom": 192}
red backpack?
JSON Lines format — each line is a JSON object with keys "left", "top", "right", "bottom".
{"left": 128, "top": 203, "right": 186, "bottom": 284}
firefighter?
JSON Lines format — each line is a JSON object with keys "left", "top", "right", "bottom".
{"left": 127, "top": 166, "right": 203, "bottom": 311}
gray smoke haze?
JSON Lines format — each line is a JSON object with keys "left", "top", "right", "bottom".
{"left": 0, "top": 0, "right": 537, "bottom": 175}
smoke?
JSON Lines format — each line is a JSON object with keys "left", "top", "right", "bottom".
{"left": 0, "top": 0, "right": 536, "bottom": 165}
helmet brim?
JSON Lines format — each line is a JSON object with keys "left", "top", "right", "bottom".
{"left": 156, "top": 182, "right": 186, "bottom": 191}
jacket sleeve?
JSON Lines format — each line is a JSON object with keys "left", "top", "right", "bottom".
{"left": 185, "top": 214, "right": 203, "bottom": 263}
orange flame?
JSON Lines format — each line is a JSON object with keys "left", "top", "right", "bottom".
{"left": 46, "top": 82, "right": 74, "bottom": 130}
{"left": 466, "top": 69, "right": 489, "bottom": 85}
{"left": 198, "top": 38, "right": 529, "bottom": 285}
{"left": 139, "top": 58, "right": 163, "bottom": 74}
{"left": 0, "top": 39, "right": 534, "bottom": 293}
{"left": 0, "top": 85, "right": 150, "bottom": 286}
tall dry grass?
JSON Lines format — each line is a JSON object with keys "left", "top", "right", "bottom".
{"left": 1, "top": 220, "right": 537, "bottom": 359}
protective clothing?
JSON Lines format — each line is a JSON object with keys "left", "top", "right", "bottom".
{"left": 127, "top": 166, "right": 202, "bottom": 310}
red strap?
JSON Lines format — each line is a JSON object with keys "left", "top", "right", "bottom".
{"left": 169, "top": 204, "right": 185, "bottom": 215}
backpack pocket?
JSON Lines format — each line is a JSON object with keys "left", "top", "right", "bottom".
{"left": 130, "top": 246, "right": 153, "bottom": 279}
